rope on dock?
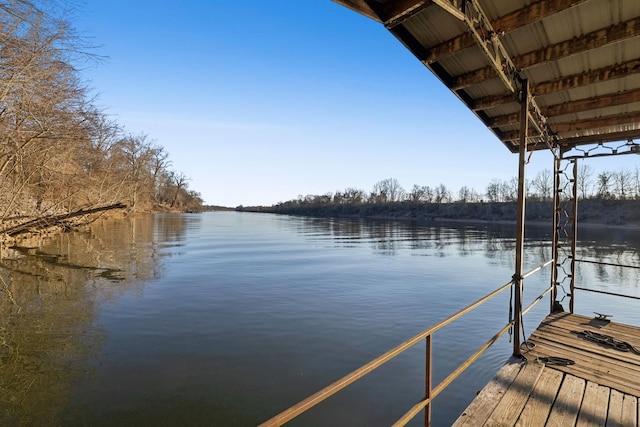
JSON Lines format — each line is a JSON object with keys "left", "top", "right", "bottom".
{"left": 535, "top": 356, "right": 575, "bottom": 366}
{"left": 574, "top": 330, "right": 640, "bottom": 355}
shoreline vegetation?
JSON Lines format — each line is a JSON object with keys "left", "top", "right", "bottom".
{"left": 0, "top": 2, "right": 205, "bottom": 252}
{"left": 234, "top": 175, "right": 640, "bottom": 229}
{"left": 235, "top": 198, "right": 640, "bottom": 230}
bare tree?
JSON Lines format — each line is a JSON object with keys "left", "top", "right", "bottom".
{"left": 458, "top": 186, "right": 479, "bottom": 203}
{"left": 486, "top": 179, "right": 501, "bottom": 203}
{"left": 342, "top": 187, "right": 365, "bottom": 204}
{"left": 0, "top": 0, "right": 101, "bottom": 218}
{"left": 634, "top": 166, "right": 640, "bottom": 200}
{"left": 531, "top": 169, "right": 553, "bottom": 201}
{"left": 408, "top": 184, "right": 428, "bottom": 202}
{"left": 149, "top": 146, "right": 171, "bottom": 203}
{"left": 577, "top": 164, "right": 594, "bottom": 200}
{"left": 505, "top": 177, "right": 519, "bottom": 202}
{"left": 111, "top": 134, "right": 156, "bottom": 211}
{"left": 169, "top": 172, "right": 191, "bottom": 208}
{"left": 613, "top": 168, "right": 633, "bottom": 200}
{"left": 596, "top": 171, "right": 612, "bottom": 199}
{"left": 434, "top": 183, "right": 450, "bottom": 204}
{"left": 0, "top": 1, "right": 203, "bottom": 226}
{"left": 371, "top": 178, "right": 405, "bottom": 203}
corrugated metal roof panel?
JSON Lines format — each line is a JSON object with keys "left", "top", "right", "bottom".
{"left": 333, "top": 0, "right": 640, "bottom": 152}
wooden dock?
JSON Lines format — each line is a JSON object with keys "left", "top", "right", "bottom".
{"left": 454, "top": 312, "right": 640, "bottom": 426}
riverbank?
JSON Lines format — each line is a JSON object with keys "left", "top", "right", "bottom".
{"left": 0, "top": 203, "right": 200, "bottom": 255}
{"left": 238, "top": 199, "right": 640, "bottom": 229}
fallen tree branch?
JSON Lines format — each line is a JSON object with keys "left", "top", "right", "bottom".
{"left": 1, "top": 203, "right": 127, "bottom": 237}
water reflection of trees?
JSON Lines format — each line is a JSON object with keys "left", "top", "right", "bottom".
{"left": 0, "top": 214, "right": 192, "bottom": 425}
{"left": 575, "top": 228, "right": 640, "bottom": 293}
{"left": 294, "top": 217, "right": 640, "bottom": 293}
{"left": 297, "top": 217, "right": 537, "bottom": 259}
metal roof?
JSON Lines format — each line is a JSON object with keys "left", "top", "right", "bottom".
{"left": 332, "top": 0, "right": 640, "bottom": 153}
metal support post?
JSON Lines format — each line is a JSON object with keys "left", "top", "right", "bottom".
{"left": 570, "top": 159, "right": 578, "bottom": 313}
{"left": 513, "top": 79, "right": 529, "bottom": 357}
{"left": 551, "top": 154, "right": 560, "bottom": 313}
{"left": 425, "top": 335, "right": 432, "bottom": 426}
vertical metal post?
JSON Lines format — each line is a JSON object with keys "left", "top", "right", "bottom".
{"left": 424, "top": 335, "right": 432, "bottom": 427}
{"left": 570, "top": 159, "right": 578, "bottom": 313}
{"left": 513, "top": 79, "right": 529, "bottom": 357}
{"left": 551, "top": 154, "right": 560, "bottom": 313}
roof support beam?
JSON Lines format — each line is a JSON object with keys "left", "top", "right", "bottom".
{"left": 559, "top": 129, "right": 640, "bottom": 148}
{"left": 544, "top": 88, "right": 640, "bottom": 117}
{"left": 382, "top": 1, "right": 434, "bottom": 28}
{"left": 472, "top": 59, "right": 640, "bottom": 111}
{"left": 489, "top": 88, "right": 640, "bottom": 127}
{"left": 431, "top": 0, "right": 465, "bottom": 21}
{"left": 517, "top": 17, "right": 640, "bottom": 69}
{"left": 550, "top": 111, "right": 640, "bottom": 134}
{"left": 501, "top": 111, "right": 640, "bottom": 142}
{"left": 453, "top": 17, "right": 640, "bottom": 90}
{"left": 423, "top": 0, "right": 589, "bottom": 63}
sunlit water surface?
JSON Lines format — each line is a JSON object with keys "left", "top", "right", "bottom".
{"left": 1, "top": 212, "right": 639, "bottom": 426}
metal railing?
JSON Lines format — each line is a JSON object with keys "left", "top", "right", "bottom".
{"left": 259, "top": 259, "right": 553, "bottom": 427}
{"left": 571, "top": 259, "right": 640, "bottom": 301}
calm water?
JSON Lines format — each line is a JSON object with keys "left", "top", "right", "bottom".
{"left": 1, "top": 212, "right": 639, "bottom": 426}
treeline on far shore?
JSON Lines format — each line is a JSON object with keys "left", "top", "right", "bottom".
{"left": 238, "top": 199, "right": 640, "bottom": 227}
{"left": 236, "top": 176, "right": 640, "bottom": 227}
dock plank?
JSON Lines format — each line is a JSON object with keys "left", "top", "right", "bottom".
{"left": 545, "top": 374, "right": 585, "bottom": 426}
{"left": 607, "top": 389, "right": 625, "bottom": 427}
{"left": 483, "top": 361, "right": 544, "bottom": 426}
{"left": 452, "top": 357, "right": 524, "bottom": 427}
{"left": 530, "top": 318, "right": 640, "bottom": 360}
{"left": 533, "top": 314, "right": 640, "bottom": 345}
{"left": 621, "top": 394, "right": 638, "bottom": 427}
{"left": 542, "top": 313, "right": 640, "bottom": 341}
{"left": 454, "top": 313, "right": 640, "bottom": 427}
{"left": 523, "top": 333, "right": 640, "bottom": 394}
{"left": 526, "top": 329, "right": 639, "bottom": 372}
{"left": 533, "top": 321, "right": 640, "bottom": 362}
{"left": 575, "top": 381, "right": 609, "bottom": 427}
{"left": 522, "top": 315, "right": 640, "bottom": 397}
{"left": 514, "top": 367, "right": 563, "bottom": 427}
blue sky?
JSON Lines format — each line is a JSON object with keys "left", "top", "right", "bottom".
{"left": 75, "top": 1, "right": 633, "bottom": 207}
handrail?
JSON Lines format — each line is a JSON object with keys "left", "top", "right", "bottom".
{"left": 259, "top": 259, "right": 553, "bottom": 426}
{"left": 396, "top": 260, "right": 554, "bottom": 426}
{"left": 573, "top": 286, "right": 640, "bottom": 301}
{"left": 522, "top": 284, "right": 554, "bottom": 317}
{"left": 575, "top": 259, "right": 640, "bottom": 270}
{"left": 392, "top": 321, "right": 514, "bottom": 426}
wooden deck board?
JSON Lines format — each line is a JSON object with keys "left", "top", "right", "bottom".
{"left": 514, "top": 367, "right": 563, "bottom": 427}
{"left": 621, "top": 393, "right": 638, "bottom": 426}
{"left": 522, "top": 312, "right": 640, "bottom": 397}
{"left": 527, "top": 327, "right": 640, "bottom": 370}
{"left": 454, "top": 313, "right": 640, "bottom": 427}
{"left": 575, "top": 381, "right": 609, "bottom": 427}
{"left": 452, "top": 357, "right": 524, "bottom": 427}
{"left": 545, "top": 374, "right": 585, "bottom": 426}
{"left": 483, "top": 361, "right": 545, "bottom": 426}
{"left": 530, "top": 317, "right": 640, "bottom": 363}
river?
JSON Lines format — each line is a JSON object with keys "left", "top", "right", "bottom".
{"left": 1, "top": 212, "right": 638, "bottom": 426}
